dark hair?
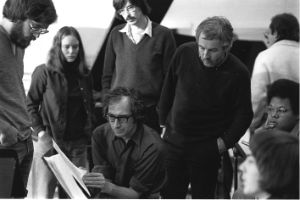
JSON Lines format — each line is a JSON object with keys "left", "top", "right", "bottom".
{"left": 103, "top": 87, "right": 145, "bottom": 123}
{"left": 267, "top": 79, "right": 299, "bottom": 115}
{"left": 270, "top": 13, "right": 299, "bottom": 42}
{"left": 46, "top": 26, "right": 89, "bottom": 76}
{"left": 2, "top": 0, "right": 57, "bottom": 25}
{"left": 113, "top": 0, "right": 151, "bottom": 17}
{"left": 195, "top": 16, "right": 234, "bottom": 49}
{"left": 250, "top": 130, "right": 299, "bottom": 199}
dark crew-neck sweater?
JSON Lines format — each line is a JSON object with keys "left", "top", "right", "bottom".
{"left": 102, "top": 22, "right": 176, "bottom": 106}
{"left": 159, "top": 42, "right": 253, "bottom": 148}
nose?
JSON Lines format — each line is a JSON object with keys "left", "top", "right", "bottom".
{"left": 112, "top": 119, "right": 121, "bottom": 128}
{"left": 32, "top": 32, "right": 40, "bottom": 40}
{"left": 271, "top": 110, "right": 279, "bottom": 118}
{"left": 238, "top": 160, "right": 246, "bottom": 173}
{"left": 203, "top": 49, "right": 210, "bottom": 58}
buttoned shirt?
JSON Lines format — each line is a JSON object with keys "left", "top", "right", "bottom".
{"left": 91, "top": 123, "right": 166, "bottom": 197}
{"left": 119, "top": 17, "right": 152, "bottom": 44}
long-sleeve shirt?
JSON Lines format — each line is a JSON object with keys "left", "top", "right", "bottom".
{"left": 251, "top": 40, "right": 299, "bottom": 130}
{"left": 91, "top": 123, "right": 166, "bottom": 197}
{"left": 102, "top": 22, "right": 176, "bottom": 106}
{"left": 159, "top": 42, "right": 253, "bottom": 148}
{"left": 0, "top": 25, "right": 31, "bottom": 142}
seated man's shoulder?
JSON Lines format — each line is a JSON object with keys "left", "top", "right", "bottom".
{"left": 93, "top": 123, "right": 112, "bottom": 138}
{"left": 141, "top": 125, "right": 164, "bottom": 149}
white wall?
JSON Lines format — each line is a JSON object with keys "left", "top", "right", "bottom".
{"left": 0, "top": 0, "right": 299, "bottom": 91}
{"left": 0, "top": 0, "right": 115, "bottom": 92}
{"left": 161, "top": 0, "right": 299, "bottom": 41}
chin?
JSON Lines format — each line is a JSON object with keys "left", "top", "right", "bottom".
{"left": 66, "top": 58, "right": 76, "bottom": 62}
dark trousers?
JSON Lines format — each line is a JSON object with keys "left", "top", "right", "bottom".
{"left": 0, "top": 137, "right": 34, "bottom": 197}
{"left": 161, "top": 138, "right": 220, "bottom": 199}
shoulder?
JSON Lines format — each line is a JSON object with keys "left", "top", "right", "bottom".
{"left": 140, "top": 125, "right": 164, "bottom": 153}
{"left": 152, "top": 22, "right": 172, "bottom": 34}
{"left": 92, "top": 123, "right": 112, "bottom": 141}
{"left": 178, "top": 41, "right": 197, "bottom": 51}
{"left": 173, "top": 42, "right": 197, "bottom": 58}
{"left": 32, "top": 64, "right": 48, "bottom": 77}
{"left": 227, "top": 53, "right": 250, "bottom": 76}
{"left": 110, "top": 24, "right": 126, "bottom": 35}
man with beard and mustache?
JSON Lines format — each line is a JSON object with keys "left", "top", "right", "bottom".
{"left": 158, "top": 16, "right": 253, "bottom": 198}
{"left": 0, "top": 0, "right": 57, "bottom": 197}
{"left": 102, "top": 0, "right": 176, "bottom": 134}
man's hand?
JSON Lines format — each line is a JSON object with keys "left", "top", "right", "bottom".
{"left": 217, "top": 137, "right": 227, "bottom": 154}
{"left": 83, "top": 172, "right": 112, "bottom": 193}
{"left": 0, "top": 130, "right": 18, "bottom": 146}
{"left": 160, "top": 125, "right": 166, "bottom": 138}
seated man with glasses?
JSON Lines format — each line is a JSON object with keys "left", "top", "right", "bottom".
{"left": 255, "top": 79, "right": 299, "bottom": 136}
{"left": 83, "top": 87, "right": 166, "bottom": 198}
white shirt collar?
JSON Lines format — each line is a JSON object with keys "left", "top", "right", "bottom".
{"left": 119, "top": 17, "right": 152, "bottom": 38}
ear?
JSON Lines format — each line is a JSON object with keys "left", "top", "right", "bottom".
{"left": 273, "top": 31, "right": 279, "bottom": 40}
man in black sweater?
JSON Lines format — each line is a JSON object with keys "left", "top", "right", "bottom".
{"left": 159, "top": 16, "right": 253, "bottom": 199}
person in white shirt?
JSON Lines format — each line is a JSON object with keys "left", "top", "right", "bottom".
{"left": 250, "top": 13, "right": 299, "bottom": 133}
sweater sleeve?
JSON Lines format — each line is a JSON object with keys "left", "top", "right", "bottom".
{"left": 102, "top": 30, "right": 116, "bottom": 93}
{"left": 222, "top": 68, "right": 253, "bottom": 148}
{"left": 162, "top": 30, "right": 176, "bottom": 75}
{"left": 250, "top": 53, "right": 270, "bottom": 130}
{"left": 26, "top": 65, "right": 48, "bottom": 135}
{"left": 158, "top": 49, "right": 179, "bottom": 125}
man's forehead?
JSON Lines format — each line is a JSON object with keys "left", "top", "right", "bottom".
{"left": 30, "top": 20, "right": 48, "bottom": 29}
{"left": 109, "top": 96, "right": 131, "bottom": 112}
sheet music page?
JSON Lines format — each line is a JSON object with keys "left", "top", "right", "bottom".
{"left": 43, "top": 140, "right": 91, "bottom": 198}
{"left": 52, "top": 139, "right": 90, "bottom": 195}
{"left": 44, "top": 155, "right": 88, "bottom": 198}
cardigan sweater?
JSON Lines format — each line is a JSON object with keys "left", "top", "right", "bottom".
{"left": 102, "top": 22, "right": 176, "bottom": 106}
{"left": 0, "top": 25, "right": 32, "bottom": 142}
{"left": 158, "top": 42, "right": 253, "bottom": 148}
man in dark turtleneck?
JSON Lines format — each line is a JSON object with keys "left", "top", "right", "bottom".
{"left": 159, "top": 16, "right": 253, "bottom": 199}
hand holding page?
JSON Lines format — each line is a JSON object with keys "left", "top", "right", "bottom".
{"left": 43, "top": 140, "right": 90, "bottom": 198}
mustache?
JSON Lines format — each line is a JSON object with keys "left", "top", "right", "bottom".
{"left": 126, "top": 16, "right": 136, "bottom": 21}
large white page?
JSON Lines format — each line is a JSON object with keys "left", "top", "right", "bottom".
{"left": 43, "top": 140, "right": 91, "bottom": 198}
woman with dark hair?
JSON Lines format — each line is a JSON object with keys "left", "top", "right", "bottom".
{"left": 255, "top": 79, "right": 299, "bottom": 136}
{"left": 239, "top": 130, "right": 299, "bottom": 199}
{"left": 26, "top": 26, "right": 94, "bottom": 198}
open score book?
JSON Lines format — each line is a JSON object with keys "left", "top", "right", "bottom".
{"left": 43, "top": 140, "right": 91, "bottom": 198}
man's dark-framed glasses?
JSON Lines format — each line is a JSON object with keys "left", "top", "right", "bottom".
{"left": 117, "top": 4, "right": 136, "bottom": 15}
{"left": 106, "top": 113, "right": 132, "bottom": 124}
{"left": 29, "top": 21, "right": 49, "bottom": 35}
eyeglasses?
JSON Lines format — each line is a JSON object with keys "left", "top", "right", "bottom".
{"left": 29, "top": 21, "right": 49, "bottom": 35}
{"left": 106, "top": 113, "right": 132, "bottom": 124}
{"left": 117, "top": 5, "right": 136, "bottom": 15}
{"left": 267, "top": 106, "right": 288, "bottom": 116}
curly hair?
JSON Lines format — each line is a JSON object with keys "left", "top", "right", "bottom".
{"left": 3, "top": 0, "right": 57, "bottom": 25}
{"left": 267, "top": 79, "right": 299, "bottom": 115}
{"left": 250, "top": 130, "right": 299, "bottom": 199}
{"left": 195, "top": 16, "right": 234, "bottom": 49}
{"left": 102, "top": 87, "right": 145, "bottom": 123}
{"left": 46, "top": 26, "right": 89, "bottom": 76}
